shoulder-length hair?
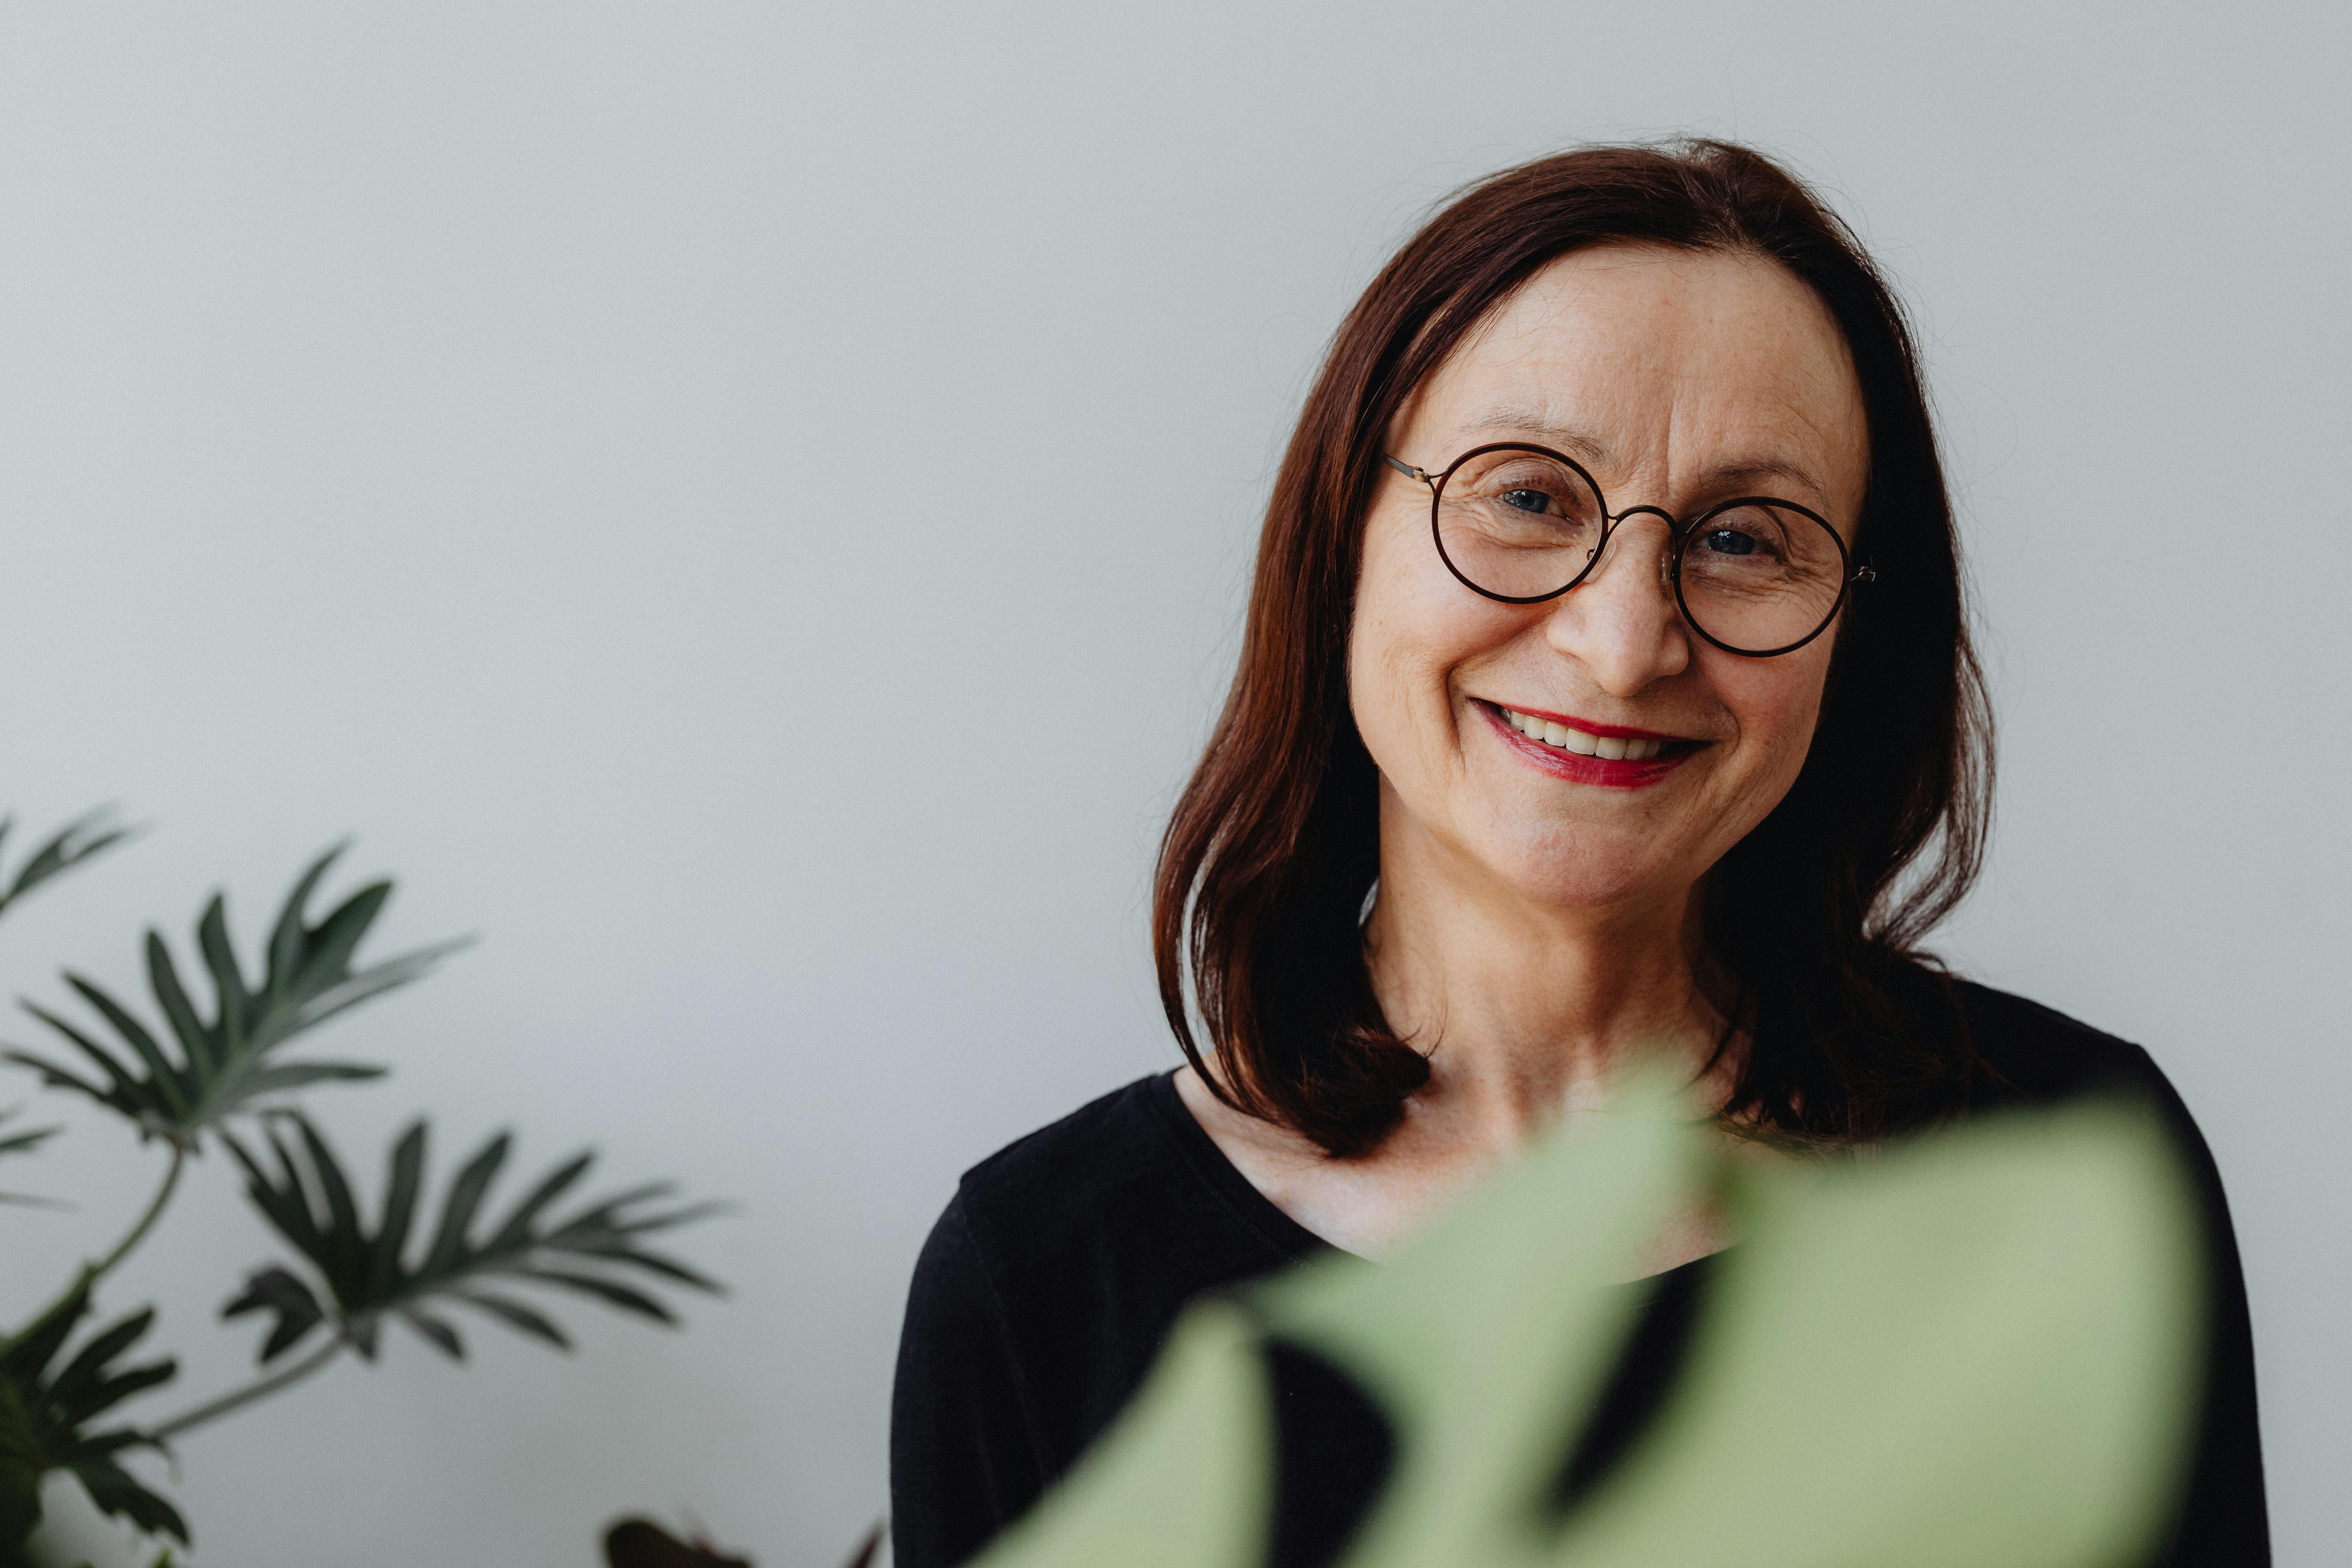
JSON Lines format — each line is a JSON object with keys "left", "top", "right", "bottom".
{"left": 1152, "top": 139, "right": 1994, "bottom": 1157}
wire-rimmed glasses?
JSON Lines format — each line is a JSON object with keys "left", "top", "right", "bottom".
{"left": 1385, "top": 442, "right": 1874, "bottom": 657}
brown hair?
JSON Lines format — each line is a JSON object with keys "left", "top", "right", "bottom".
{"left": 1151, "top": 139, "right": 1994, "bottom": 1157}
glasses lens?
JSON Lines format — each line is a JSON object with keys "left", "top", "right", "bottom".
{"left": 1675, "top": 503, "right": 1849, "bottom": 653}
{"left": 1433, "top": 448, "right": 1605, "bottom": 600}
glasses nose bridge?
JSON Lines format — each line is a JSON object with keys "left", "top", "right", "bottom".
{"left": 1586, "top": 502, "right": 1684, "bottom": 587}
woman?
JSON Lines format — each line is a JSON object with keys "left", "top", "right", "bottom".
{"left": 890, "top": 140, "right": 2266, "bottom": 1566}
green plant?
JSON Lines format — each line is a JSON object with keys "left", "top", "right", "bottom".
{"left": 0, "top": 815, "right": 721, "bottom": 1564}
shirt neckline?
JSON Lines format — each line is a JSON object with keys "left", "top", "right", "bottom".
{"left": 1142, "top": 1068, "right": 1730, "bottom": 1290}
{"left": 1142, "top": 1068, "right": 1340, "bottom": 1265}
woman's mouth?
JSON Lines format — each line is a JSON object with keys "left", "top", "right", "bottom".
{"left": 1478, "top": 702, "right": 1698, "bottom": 787}
{"left": 1496, "top": 706, "right": 1674, "bottom": 760}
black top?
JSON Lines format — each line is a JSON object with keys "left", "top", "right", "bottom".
{"left": 889, "top": 983, "right": 2268, "bottom": 1567}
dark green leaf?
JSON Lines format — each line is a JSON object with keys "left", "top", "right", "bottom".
{"left": 68, "top": 1454, "right": 188, "bottom": 1544}
{"left": 545, "top": 1185, "right": 684, "bottom": 1246}
{"left": 63, "top": 974, "right": 189, "bottom": 1119}
{"left": 48, "top": 1309, "right": 157, "bottom": 1413}
{"left": 0, "top": 1116, "right": 59, "bottom": 1159}
{"left": 278, "top": 939, "right": 469, "bottom": 1041}
{"left": 67, "top": 1357, "right": 178, "bottom": 1425}
{"left": 368, "top": 1122, "right": 429, "bottom": 1296}
{"left": 145, "top": 931, "right": 211, "bottom": 1072}
{"left": 292, "top": 1115, "right": 363, "bottom": 1271}
{"left": 0, "top": 809, "right": 130, "bottom": 922}
{"left": 233, "top": 1061, "right": 387, "bottom": 1098}
{"left": 264, "top": 845, "right": 346, "bottom": 999}
{"left": 16, "top": 851, "right": 464, "bottom": 1144}
{"left": 222, "top": 1266, "right": 326, "bottom": 1363}
{"left": 195, "top": 895, "right": 249, "bottom": 1045}
{"left": 1, "top": 1048, "right": 115, "bottom": 1107}
{"left": 450, "top": 1290, "right": 571, "bottom": 1350}
{"left": 1, "top": 1282, "right": 91, "bottom": 1383}
{"left": 399, "top": 1308, "right": 464, "bottom": 1360}
{"left": 285, "top": 879, "right": 389, "bottom": 999}
{"left": 484, "top": 1150, "right": 595, "bottom": 1252}
{"left": 226, "top": 1127, "right": 334, "bottom": 1273}
{"left": 16, "top": 1003, "right": 147, "bottom": 1111}
{"left": 421, "top": 1132, "right": 511, "bottom": 1278}
{"left": 522, "top": 1269, "right": 677, "bottom": 1324}
{"left": 564, "top": 1244, "right": 722, "bottom": 1294}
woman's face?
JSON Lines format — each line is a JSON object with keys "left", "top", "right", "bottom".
{"left": 1350, "top": 244, "right": 1870, "bottom": 915}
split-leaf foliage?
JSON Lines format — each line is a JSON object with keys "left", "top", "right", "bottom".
{"left": 4, "top": 845, "right": 465, "bottom": 1145}
{"left": 224, "top": 1112, "right": 720, "bottom": 1364}
{"left": 0, "top": 819, "right": 720, "bottom": 1563}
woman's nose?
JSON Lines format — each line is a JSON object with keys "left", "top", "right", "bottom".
{"left": 1541, "top": 516, "right": 1690, "bottom": 694}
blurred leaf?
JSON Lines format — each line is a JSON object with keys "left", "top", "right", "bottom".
{"left": 0, "top": 810, "right": 131, "bottom": 925}
{"left": 221, "top": 1268, "right": 326, "bottom": 1364}
{"left": 839, "top": 1523, "right": 883, "bottom": 1568}
{"left": 975, "top": 1090, "right": 2205, "bottom": 1568}
{"left": 0, "top": 1283, "right": 185, "bottom": 1548}
{"left": 223, "top": 1113, "right": 721, "bottom": 1366}
{"left": 0, "top": 1110, "right": 60, "bottom": 1160}
{"left": 603, "top": 1517, "right": 754, "bottom": 1568}
{"left": 3, "top": 846, "right": 464, "bottom": 1144}
{"left": 0, "top": 1106, "right": 63, "bottom": 1209}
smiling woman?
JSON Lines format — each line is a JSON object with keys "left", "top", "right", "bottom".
{"left": 889, "top": 141, "right": 2268, "bottom": 1568}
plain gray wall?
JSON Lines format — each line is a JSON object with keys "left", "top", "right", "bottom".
{"left": 1, "top": 2, "right": 2342, "bottom": 1563}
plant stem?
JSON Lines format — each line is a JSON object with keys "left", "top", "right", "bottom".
{"left": 149, "top": 1337, "right": 343, "bottom": 1442}
{"left": 5, "top": 1141, "right": 185, "bottom": 1344}
{"left": 91, "top": 1140, "right": 185, "bottom": 1282}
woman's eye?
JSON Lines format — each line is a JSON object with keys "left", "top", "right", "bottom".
{"left": 1498, "top": 488, "right": 1553, "bottom": 514}
{"left": 1701, "top": 527, "right": 1758, "bottom": 557}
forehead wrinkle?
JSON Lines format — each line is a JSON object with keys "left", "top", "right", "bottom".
{"left": 1451, "top": 405, "right": 1837, "bottom": 511}
{"left": 1699, "top": 455, "right": 1833, "bottom": 504}
{"left": 1454, "top": 405, "right": 1614, "bottom": 468}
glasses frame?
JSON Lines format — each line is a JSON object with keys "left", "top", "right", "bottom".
{"left": 1385, "top": 442, "right": 1876, "bottom": 658}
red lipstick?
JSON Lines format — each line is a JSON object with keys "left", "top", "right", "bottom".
{"left": 1475, "top": 700, "right": 1699, "bottom": 789}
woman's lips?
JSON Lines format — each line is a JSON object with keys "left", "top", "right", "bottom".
{"left": 1477, "top": 700, "right": 1700, "bottom": 787}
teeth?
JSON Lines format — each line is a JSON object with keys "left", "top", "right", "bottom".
{"left": 1500, "top": 708, "right": 1669, "bottom": 763}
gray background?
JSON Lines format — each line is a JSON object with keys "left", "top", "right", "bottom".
{"left": 1, "top": 2, "right": 2342, "bottom": 1563}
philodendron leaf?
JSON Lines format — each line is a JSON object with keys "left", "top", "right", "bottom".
{"left": 222, "top": 1267, "right": 327, "bottom": 1363}
{"left": 4, "top": 846, "right": 465, "bottom": 1142}
{"left": 0, "top": 1284, "right": 186, "bottom": 1548}
{"left": 68, "top": 1452, "right": 188, "bottom": 1544}
{"left": 0, "top": 1107, "right": 60, "bottom": 1160}
{"left": 0, "top": 1105, "right": 62, "bottom": 1207}
{"left": 0, "top": 808, "right": 131, "bottom": 924}
{"left": 226, "top": 1114, "right": 722, "bottom": 1368}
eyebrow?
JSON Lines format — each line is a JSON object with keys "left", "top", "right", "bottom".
{"left": 1452, "top": 407, "right": 1834, "bottom": 506}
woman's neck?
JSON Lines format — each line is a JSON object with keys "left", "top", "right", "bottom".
{"left": 1175, "top": 787, "right": 1740, "bottom": 1263}
{"left": 1363, "top": 800, "right": 1729, "bottom": 1161}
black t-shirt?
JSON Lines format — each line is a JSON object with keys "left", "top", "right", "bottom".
{"left": 889, "top": 983, "right": 2268, "bottom": 1567}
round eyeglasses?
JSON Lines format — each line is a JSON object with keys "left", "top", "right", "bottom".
{"left": 1385, "top": 443, "right": 1874, "bottom": 657}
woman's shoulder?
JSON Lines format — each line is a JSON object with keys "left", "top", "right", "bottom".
{"left": 941, "top": 1068, "right": 1318, "bottom": 1278}
{"left": 1946, "top": 978, "right": 2229, "bottom": 1211}
{"left": 1948, "top": 978, "right": 2174, "bottom": 1108}
{"left": 953, "top": 1072, "right": 1176, "bottom": 1224}
{"left": 896, "top": 1069, "right": 1323, "bottom": 1498}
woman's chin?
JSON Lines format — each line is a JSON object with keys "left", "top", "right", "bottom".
{"left": 1479, "top": 851, "right": 1688, "bottom": 916}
